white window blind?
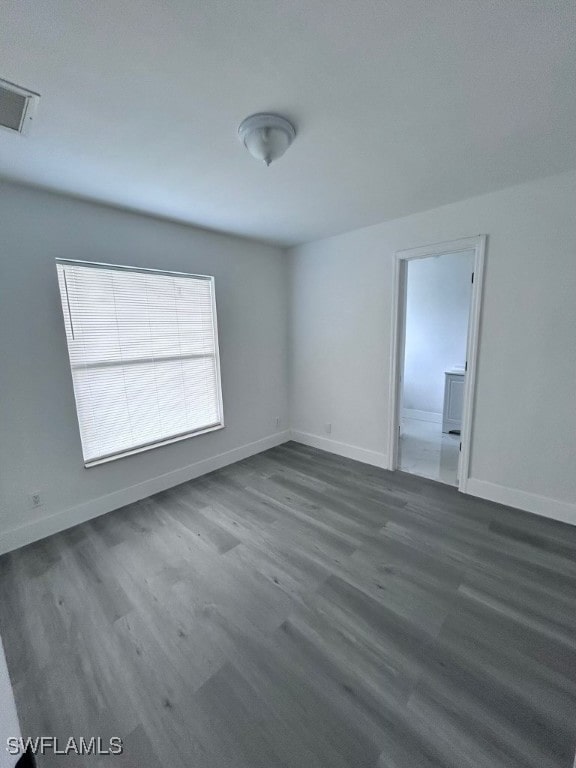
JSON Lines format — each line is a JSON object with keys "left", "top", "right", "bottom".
{"left": 56, "top": 259, "right": 224, "bottom": 466}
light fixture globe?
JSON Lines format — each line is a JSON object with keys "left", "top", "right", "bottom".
{"left": 238, "top": 113, "right": 296, "bottom": 166}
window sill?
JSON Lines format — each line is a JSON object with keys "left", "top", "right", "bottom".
{"left": 84, "top": 422, "right": 225, "bottom": 467}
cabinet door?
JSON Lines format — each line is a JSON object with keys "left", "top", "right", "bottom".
{"left": 447, "top": 376, "right": 464, "bottom": 423}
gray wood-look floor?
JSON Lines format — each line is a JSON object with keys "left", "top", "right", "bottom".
{"left": 1, "top": 441, "right": 576, "bottom": 768}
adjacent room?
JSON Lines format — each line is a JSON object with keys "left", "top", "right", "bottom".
{"left": 0, "top": 2, "right": 575, "bottom": 767}
{"left": 399, "top": 249, "right": 474, "bottom": 486}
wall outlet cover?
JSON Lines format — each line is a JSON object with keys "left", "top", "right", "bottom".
{"left": 29, "top": 492, "right": 43, "bottom": 508}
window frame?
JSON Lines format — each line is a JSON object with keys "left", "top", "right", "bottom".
{"left": 56, "top": 258, "right": 225, "bottom": 467}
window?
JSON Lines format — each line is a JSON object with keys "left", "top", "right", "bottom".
{"left": 56, "top": 259, "right": 224, "bottom": 466}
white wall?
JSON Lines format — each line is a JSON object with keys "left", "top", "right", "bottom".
{"left": 2, "top": 171, "right": 575, "bottom": 551}
{"left": 0, "top": 182, "right": 289, "bottom": 553}
{"left": 289, "top": 170, "right": 576, "bottom": 523}
{"left": 403, "top": 250, "right": 473, "bottom": 416}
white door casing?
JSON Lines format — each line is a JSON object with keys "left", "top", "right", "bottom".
{"left": 387, "top": 235, "right": 486, "bottom": 493}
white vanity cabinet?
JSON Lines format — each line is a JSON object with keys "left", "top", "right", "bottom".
{"left": 442, "top": 370, "right": 465, "bottom": 434}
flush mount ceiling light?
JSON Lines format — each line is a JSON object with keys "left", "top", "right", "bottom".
{"left": 238, "top": 113, "right": 296, "bottom": 166}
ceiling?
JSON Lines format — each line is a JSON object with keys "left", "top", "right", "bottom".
{"left": 1, "top": 0, "right": 575, "bottom": 246}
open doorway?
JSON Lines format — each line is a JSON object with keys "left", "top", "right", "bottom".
{"left": 388, "top": 237, "right": 486, "bottom": 491}
{"left": 400, "top": 249, "right": 473, "bottom": 485}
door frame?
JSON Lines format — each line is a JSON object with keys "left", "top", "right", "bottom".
{"left": 387, "top": 235, "right": 486, "bottom": 492}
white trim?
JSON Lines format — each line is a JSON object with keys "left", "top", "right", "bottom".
{"left": 466, "top": 478, "right": 576, "bottom": 527}
{"left": 0, "top": 431, "right": 290, "bottom": 556}
{"left": 395, "top": 236, "right": 484, "bottom": 261}
{"left": 85, "top": 423, "right": 225, "bottom": 467}
{"left": 0, "top": 634, "right": 22, "bottom": 767}
{"left": 292, "top": 431, "right": 576, "bottom": 527}
{"left": 387, "top": 235, "right": 486, "bottom": 494}
{"left": 459, "top": 237, "right": 486, "bottom": 493}
{"left": 387, "top": 251, "right": 404, "bottom": 472}
{"left": 290, "top": 430, "right": 388, "bottom": 468}
{"left": 291, "top": 430, "right": 576, "bottom": 526}
{"left": 402, "top": 409, "right": 442, "bottom": 424}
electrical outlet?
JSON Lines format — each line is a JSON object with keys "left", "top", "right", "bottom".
{"left": 29, "top": 492, "right": 43, "bottom": 508}
{"left": 275, "top": 416, "right": 281, "bottom": 428}
{"left": 325, "top": 422, "right": 332, "bottom": 435}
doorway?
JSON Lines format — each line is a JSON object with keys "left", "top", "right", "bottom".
{"left": 387, "top": 236, "right": 486, "bottom": 491}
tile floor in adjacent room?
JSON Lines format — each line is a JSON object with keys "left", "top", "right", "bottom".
{"left": 399, "top": 417, "right": 461, "bottom": 486}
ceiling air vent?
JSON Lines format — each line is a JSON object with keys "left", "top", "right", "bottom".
{"left": 0, "top": 78, "right": 40, "bottom": 134}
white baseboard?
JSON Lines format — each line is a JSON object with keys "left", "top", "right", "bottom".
{"left": 0, "top": 431, "right": 291, "bottom": 556}
{"left": 4, "top": 429, "right": 573, "bottom": 556}
{"left": 402, "top": 408, "right": 442, "bottom": 423}
{"left": 290, "top": 430, "right": 388, "bottom": 469}
{"left": 290, "top": 432, "right": 576, "bottom": 527}
{"left": 466, "top": 478, "right": 576, "bottom": 527}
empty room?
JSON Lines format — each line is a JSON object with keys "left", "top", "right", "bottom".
{"left": 0, "top": 2, "right": 575, "bottom": 767}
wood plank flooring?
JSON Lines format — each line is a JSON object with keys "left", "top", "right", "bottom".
{"left": 0, "top": 441, "right": 575, "bottom": 767}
